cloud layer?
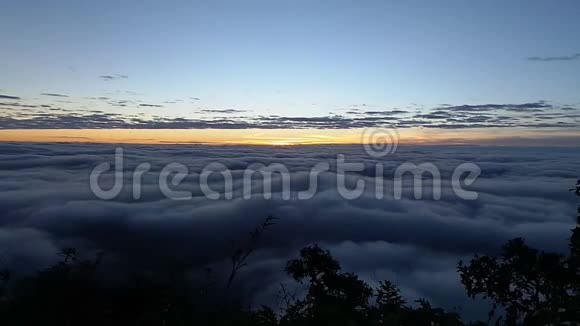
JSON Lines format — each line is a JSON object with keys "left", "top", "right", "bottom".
{"left": 0, "top": 142, "right": 578, "bottom": 320}
{"left": 1, "top": 100, "right": 579, "bottom": 130}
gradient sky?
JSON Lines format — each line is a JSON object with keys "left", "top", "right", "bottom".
{"left": 1, "top": 0, "right": 579, "bottom": 144}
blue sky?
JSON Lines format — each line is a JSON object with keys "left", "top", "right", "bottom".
{"left": 0, "top": 0, "right": 579, "bottom": 141}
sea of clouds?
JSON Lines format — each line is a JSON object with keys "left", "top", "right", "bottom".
{"left": 0, "top": 142, "right": 578, "bottom": 320}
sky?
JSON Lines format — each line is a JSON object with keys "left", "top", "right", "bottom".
{"left": 1, "top": 0, "right": 579, "bottom": 144}
{"left": 1, "top": 2, "right": 580, "bottom": 318}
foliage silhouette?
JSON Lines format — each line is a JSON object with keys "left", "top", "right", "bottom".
{"left": 458, "top": 181, "right": 580, "bottom": 325}
{"left": 280, "top": 244, "right": 469, "bottom": 326}
{"left": 226, "top": 215, "right": 279, "bottom": 291}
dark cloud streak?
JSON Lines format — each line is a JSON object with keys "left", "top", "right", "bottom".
{"left": 99, "top": 75, "right": 129, "bottom": 81}
{"left": 41, "top": 93, "right": 69, "bottom": 98}
{"left": 0, "top": 95, "right": 21, "bottom": 100}
{"left": 527, "top": 53, "right": 580, "bottom": 62}
{"left": 200, "top": 109, "right": 247, "bottom": 114}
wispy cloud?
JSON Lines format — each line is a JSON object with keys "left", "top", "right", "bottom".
{"left": 441, "top": 102, "right": 550, "bottom": 112}
{"left": 527, "top": 53, "right": 580, "bottom": 62}
{"left": 99, "top": 74, "right": 129, "bottom": 81}
{"left": 0, "top": 102, "right": 37, "bottom": 108}
{"left": 41, "top": 93, "right": 69, "bottom": 98}
{"left": 1, "top": 100, "right": 578, "bottom": 130}
{"left": 0, "top": 95, "right": 21, "bottom": 100}
{"left": 349, "top": 110, "right": 408, "bottom": 116}
{"left": 200, "top": 109, "right": 247, "bottom": 114}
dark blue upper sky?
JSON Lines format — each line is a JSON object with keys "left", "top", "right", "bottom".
{"left": 0, "top": 0, "right": 579, "bottom": 136}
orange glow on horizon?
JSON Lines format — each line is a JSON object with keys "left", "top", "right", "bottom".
{"left": 0, "top": 128, "right": 577, "bottom": 146}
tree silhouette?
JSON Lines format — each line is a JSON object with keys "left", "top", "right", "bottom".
{"left": 458, "top": 180, "right": 580, "bottom": 325}
{"left": 226, "top": 215, "right": 278, "bottom": 291}
{"left": 282, "top": 244, "right": 373, "bottom": 325}
{"left": 281, "top": 244, "right": 467, "bottom": 326}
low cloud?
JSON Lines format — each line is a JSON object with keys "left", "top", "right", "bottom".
{"left": 0, "top": 142, "right": 577, "bottom": 321}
